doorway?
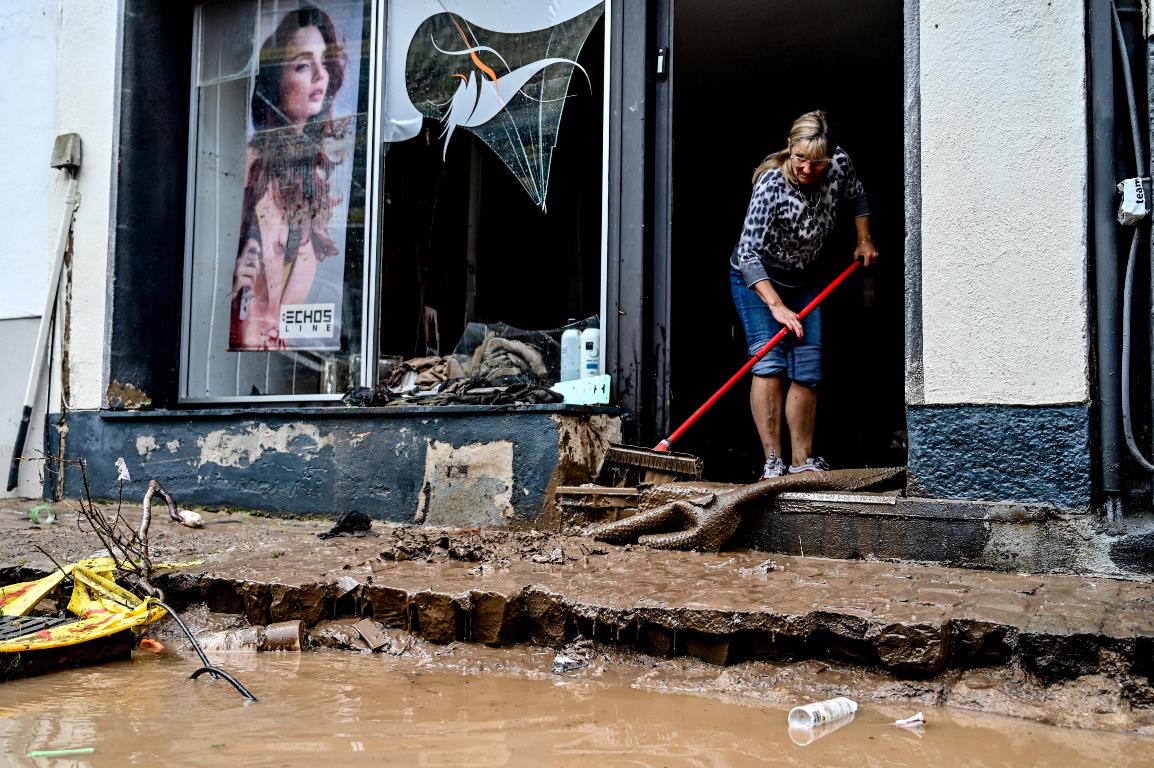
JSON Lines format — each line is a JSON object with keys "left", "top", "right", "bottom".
{"left": 669, "top": 0, "right": 906, "bottom": 481}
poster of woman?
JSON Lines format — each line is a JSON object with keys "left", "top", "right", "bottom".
{"left": 229, "top": 1, "right": 364, "bottom": 352}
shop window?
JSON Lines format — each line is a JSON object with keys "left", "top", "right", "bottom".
{"left": 181, "top": 0, "right": 606, "bottom": 403}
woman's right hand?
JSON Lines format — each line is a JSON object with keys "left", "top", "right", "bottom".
{"left": 752, "top": 279, "right": 803, "bottom": 338}
{"left": 768, "top": 302, "right": 804, "bottom": 339}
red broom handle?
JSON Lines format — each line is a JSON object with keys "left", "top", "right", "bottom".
{"left": 654, "top": 260, "right": 861, "bottom": 452}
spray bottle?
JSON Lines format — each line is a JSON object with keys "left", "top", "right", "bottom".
{"left": 579, "top": 327, "right": 601, "bottom": 378}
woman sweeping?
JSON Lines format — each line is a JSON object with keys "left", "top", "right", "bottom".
{"left": 729, "top": 110, "right": 878, "bottom": 480}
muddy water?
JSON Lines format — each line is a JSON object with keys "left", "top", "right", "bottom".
{"left": 1, "top": 651, "right": 1151, "bottom": 768}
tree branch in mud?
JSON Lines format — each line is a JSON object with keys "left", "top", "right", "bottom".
{"left": 57, "top": 456, "right": 168, "bottom": 598}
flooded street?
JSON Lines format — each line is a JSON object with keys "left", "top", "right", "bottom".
{"left": 2, "top": 649, "right": 1152, "bottom": 767}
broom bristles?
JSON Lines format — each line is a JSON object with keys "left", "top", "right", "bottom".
{"left": 599, "top": 443, "right": 703, "bottom": 479}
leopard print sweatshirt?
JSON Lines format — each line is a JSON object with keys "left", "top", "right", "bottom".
{"left": 730, "top": 146, "right": 869, "bottom": 289}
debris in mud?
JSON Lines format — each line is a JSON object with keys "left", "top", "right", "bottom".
{"left": 788, "top": 696, "right": 858, "bottom": 729}
{"left": 336, "top": 575, "right": 360, "bottom": 598}
{"left": 26, "top": 748, "right": 95, "bottom": 758}
{"left": 264, "top": 620, "right": 304, "bottom": 652}
{"left": 466, "top": 562, "right": 509, "bottom": 576}
{"left": 551, "top": 654, "right": 587, "bottom": 674}
{"left": 317, "top": 510, "right": 377, "bottom": 540}
{"left": 198, "top": 627, "right": 264, "bottom": 652}
{"left": 550, "top": 636, "right": 597, "bottom": 674}
{"left": 530, "top": 548, "right": 565, "bottom": 564}
{"left": 788, "top": 713, "right": 856, "bottom": 747}
{"left": 352, "top": 618, "right": 391, "bottom": 651}
{"left": 559, "top": 636, "right": 596, "bottom": 667}
{"left": 375, "top": 527, "right": 587, "bottom": 565}
{"left": 892, "top": 712, "right": 926, "bottom": 729}
{"left": 737, "top": 559, "right": 778, "bottom": 576}
{"left": 171, "top": 508, "right": 205, "bottom": 529}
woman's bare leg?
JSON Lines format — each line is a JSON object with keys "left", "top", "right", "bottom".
{"left": 751, "top": 374, "right": 787, "bottom": 460}
{"left": 786, "top": 383, "right": 817, "bottom": 465}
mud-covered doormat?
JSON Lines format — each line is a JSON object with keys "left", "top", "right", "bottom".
{"left": 590, "top": 467, "right": 904, "bottom": 552}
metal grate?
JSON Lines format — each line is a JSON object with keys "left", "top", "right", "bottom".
{"left": 0, "top": 615, "right": 73, "bottom": 642}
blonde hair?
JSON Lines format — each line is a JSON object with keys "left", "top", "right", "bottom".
{"left": 753, "top": 110, "right": 834, "bottom": 185}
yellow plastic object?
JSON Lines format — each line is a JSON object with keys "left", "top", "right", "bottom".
{"left": 0, "top": 558, "right": 168, "bottom": 653}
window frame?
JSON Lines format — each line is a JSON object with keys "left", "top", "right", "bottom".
{"left": 178, "top": 0, "right": 382, "bottom": 404}
{"left": 177, "top": 0, "right": 611, "bottom": 405}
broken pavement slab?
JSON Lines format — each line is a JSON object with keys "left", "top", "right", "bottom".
{"left": 351, "top": 618, "right": 390, "bottom": 651}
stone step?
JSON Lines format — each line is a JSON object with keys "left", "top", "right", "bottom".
{"left": 731, "top": 492, "right": 1154, "bottom": 578}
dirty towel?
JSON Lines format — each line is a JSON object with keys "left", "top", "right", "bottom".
{"left": 468, "top": 333, "right": 548, "bottom": 379}
{"left": 317, "top": 510, "right": 378, "bottom": 539}
{"left": 436, "top": 377, "right": 563, "bottom": 405}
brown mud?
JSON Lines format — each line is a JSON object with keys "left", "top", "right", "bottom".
{"left": 2, "top": 500, "right": 1154, "bottom": 734}
{"left": 3, "top": 648, "right": 1152, "bottom": 767}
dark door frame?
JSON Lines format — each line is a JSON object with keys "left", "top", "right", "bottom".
{"left": 604, "top": 0, "right": 673, "bottom": 445}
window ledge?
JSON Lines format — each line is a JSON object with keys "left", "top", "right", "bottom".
{"left": 98, "top": 403, "right": 623, "bottom": 421}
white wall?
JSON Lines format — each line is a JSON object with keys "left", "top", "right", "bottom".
{"left": 0, "top": 0, "right": 58, "bottom": 498}
{"left": 918, "top": 0, "right": 1089, "bottom": 405}
{"left": 57, "top": 0, "right": 119, "bottom": 411}
{"left": 2, "top": 0, "right": 120, "bottom": 497}
{"left": 0, "top": 0, "right": 58, "bottom": 321}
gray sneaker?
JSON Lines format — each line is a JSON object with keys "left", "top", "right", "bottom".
{"left": 788, "top": 457, "right": 830, "bottom": 474}
{"left": 760, "top": 453, "right": 787, "bottom": 480}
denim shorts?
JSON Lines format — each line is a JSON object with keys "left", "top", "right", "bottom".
{"left": 730, "top": 267, "right": 822, "bottom": 386}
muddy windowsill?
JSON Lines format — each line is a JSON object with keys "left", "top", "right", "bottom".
{"left": 98, "top": 403, "right": 624, "bottom": 420}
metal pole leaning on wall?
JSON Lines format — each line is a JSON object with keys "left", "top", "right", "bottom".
{"left": 6, "top": 134, "right": 82, "bottom": 492}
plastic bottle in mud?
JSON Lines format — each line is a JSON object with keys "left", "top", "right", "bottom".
{"left": 787, "top": 696, "right": 858, "bottom": 729}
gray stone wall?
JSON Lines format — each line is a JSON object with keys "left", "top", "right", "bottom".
{"left": 906, "top": 404, "right": 1092, "bottom": 509}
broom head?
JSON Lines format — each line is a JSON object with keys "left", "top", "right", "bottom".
{"left": 596, "top": 443, "right": 704, "bottom": 487}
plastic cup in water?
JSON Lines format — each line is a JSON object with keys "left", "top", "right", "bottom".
{"left": 29, "top": 504, "right": 56, "bottom": 525}
{"left": 787, "top": 696, "right": 858, "bottom": 729}
{"left": 788, "top": 712, "right": 856, "bottom": 746}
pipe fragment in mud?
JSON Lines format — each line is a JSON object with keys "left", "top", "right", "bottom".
{"left": 263, "top": 620, "right": 305, "bottom": 652}
{"left": 197, "top": 621, "right": 305, "bottom": 652}
{"left": 198, "top": 626, "right": 265, "bottom": 652}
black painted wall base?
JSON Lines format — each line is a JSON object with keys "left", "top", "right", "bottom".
{"left": 906, "top": 403, "right": 1092, "bottom": 510}
{"left": 46, "top": 406, "right": 620, "bottom": 523}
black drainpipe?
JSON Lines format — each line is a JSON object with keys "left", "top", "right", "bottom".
{"left": 1090, "top": 0, "right": 1123, "bottom": 524}
{"left": 1112, "top": 0, "right": 1154, "bottom": 503}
